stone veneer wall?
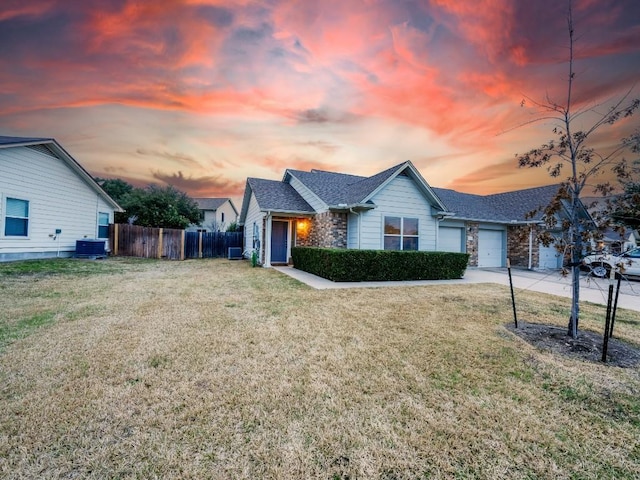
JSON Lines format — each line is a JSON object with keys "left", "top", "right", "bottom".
{"left": 307, "top": 212, "right": 348, "bottom": 248}
{"left": 507, "top": 225, "right": 539, "bottom": 268}
{"left": 465, "top": 222, "right": 479, "bottom": 267}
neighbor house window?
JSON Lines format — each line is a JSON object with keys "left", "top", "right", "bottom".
{"left": 384, "top": 216, "right": 418, "bottom": 250}
{"left": 5, "top": 198, "right": 29, "bottom": 237}
{"left": 221, "top": 212, "right": 225, "bottom": 223}
{"left": 98, "top": 212, "right": 110, "bottom": 238}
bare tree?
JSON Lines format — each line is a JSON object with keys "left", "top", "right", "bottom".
{"left": 517, "top": 1, "right": 639, "bottom": 338}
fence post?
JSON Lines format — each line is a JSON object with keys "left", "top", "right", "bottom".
{"left": 113, "top": 224, "right": 119, "bottom": 256}
{"left": 158, "top": 228, "right": 163, "bottom": 259}
{"left": 181, "top": 230, "right": 185, "bottom": 261}
{"left": 198, "top": 231, "right": 203, "bottom": 259}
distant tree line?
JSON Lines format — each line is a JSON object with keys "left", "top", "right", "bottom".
{"left": 96, "top": 178, "right": 202, "bottom": 230}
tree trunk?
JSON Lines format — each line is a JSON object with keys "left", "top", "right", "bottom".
{"left": 568, "top": 195, "right": 581, "bottom": 338}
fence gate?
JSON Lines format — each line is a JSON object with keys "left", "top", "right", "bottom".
{"left": 184, "top": 231, "right": 244, "bottom": 258}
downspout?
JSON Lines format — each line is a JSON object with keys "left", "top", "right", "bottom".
{"left": 349, "top": 208, "right": 360, "bottom": 249}
{"left": 528, "top": 226, "right": 533, "bottom": 270}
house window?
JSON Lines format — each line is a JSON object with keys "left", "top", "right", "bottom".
{"left": 221, "top": 212, "right": 225, "bottom": 223}
{"left": 252, "top": 222, "right": 260, "bottom": 249}
{"left": 98, "top": 212, "right": 110, "bottom": 238}
{"left": 384, "top": 216, "right": 418, "bottom": 250}
{"left": 5, "top": 198, "right": 29, "bottom": 237}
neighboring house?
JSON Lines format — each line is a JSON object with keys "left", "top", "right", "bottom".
{"left": 239, "top": 160, "right": 590, "bottom": 269}
{"left": 596, "top": 228, "right": 639, "bottom": 254}
{"left": 0, "top": 136, "right": 122, "bottom": 262}
{"left": 187, "top": 198, "right": 238, "bottom": 232}
{"left": 582, "top": 196, "right": 639, "bottom": 254}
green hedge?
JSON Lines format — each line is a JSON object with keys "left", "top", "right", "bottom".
{"left": 291, "top": 247, "right": 470, "bottom": 282}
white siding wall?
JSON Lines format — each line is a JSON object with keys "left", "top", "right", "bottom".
{"left": 347, "top": 212, "right": 359, "bottom": 248}
{"left": 0, "top": 146, "right": 115, "bottom": 260}
{"left": 288, "top": 176, "right": 327, "bottom": 213}
{"left": 217, "top": 201, "right": 238, "bottom": 227}
{"left": 243, "top": 193, "right": 265, "bottom": 262}
{"left": 359, "top": 176, "right": 437, "bottom": 251}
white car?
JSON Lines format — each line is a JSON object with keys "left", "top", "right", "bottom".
{"left": 582, "top": 247, "right": 640, "bottom": 278}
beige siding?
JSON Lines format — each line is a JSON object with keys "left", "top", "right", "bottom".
{"left": 0, "top": 146, "right": 114, "bottom": 259}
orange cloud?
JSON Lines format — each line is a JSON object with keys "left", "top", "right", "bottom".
{"left": 151, "top": 170, "right": 245, "bottom": 197}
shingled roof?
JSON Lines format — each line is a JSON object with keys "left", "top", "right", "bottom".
{"left": 193, "top": 197, "right": 226, "bottom": 210}
{"left": 246, "top": 178, "right": 315, "bottom": 213}
{"left": 285, "top": 161, "right": 446, "bottom": 209}
{"left": 433, "top": 184, "right": 563, "bottom": 223}
{"left": 240, "top": 160, "right": 572, "bottom": 225}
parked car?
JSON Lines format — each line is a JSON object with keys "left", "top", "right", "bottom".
{"left": 582, "top": 247, "right": 640, "bottom": 278}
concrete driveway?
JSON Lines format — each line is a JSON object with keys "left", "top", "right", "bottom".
{"left": 273, "top": 266, "right": 640, "bottom": 313}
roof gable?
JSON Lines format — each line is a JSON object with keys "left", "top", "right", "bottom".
{"left": 239, "top": 177, "right": 315, "bottom": 223}
{"left": 285, "top": 161, "right": 447, "bottom": 211}
{"left": 0, "top": 135, "right": 122, "bottom": 212}
{"left": 192, "top": 197, "right": 238, "bottom": 216}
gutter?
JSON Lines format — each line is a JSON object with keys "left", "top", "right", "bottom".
{"left": 329, "top": 203, "right": 375, "bottom": 211}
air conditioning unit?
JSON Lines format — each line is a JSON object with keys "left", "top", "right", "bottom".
{"left": 228, "top": 247, "right": 243, "bottom": 260}
{"left": 75, "top": 239, "right": 106, "bottom": 259}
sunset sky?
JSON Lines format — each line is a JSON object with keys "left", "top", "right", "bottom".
{"left": 1, "top": 0, "right": 639, "bottom": 206}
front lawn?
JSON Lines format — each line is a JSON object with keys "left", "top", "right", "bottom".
{"left": 1, "top": 258, "right": 639, "bottom": 479}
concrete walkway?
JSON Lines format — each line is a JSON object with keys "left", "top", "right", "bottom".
{"left": 273, "top": 266, "right": 640, "bottom": 313}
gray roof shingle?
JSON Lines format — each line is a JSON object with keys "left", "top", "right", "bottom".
{"left": 244, "top": 161, "right": 568, "bottom": 224}
{"left": 433, "top": 184, "right": 564, "bottom": 222}
{"left": 248, "top": 178, "right": 315, "bottom": 213}
{"left": 193, "top": 197, "right": 229, "bottom": 211}
{"left": 287, "top": 161, "right": 408, "bottom": 206}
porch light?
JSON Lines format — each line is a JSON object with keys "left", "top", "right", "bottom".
{"left": 296, "top": 219, "right": 310, "bottom": 235}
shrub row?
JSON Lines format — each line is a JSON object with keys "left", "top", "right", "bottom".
{"left": 291, "top": 247, "right": 470, "bottom": 282}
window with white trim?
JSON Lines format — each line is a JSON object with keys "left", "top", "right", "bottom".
{"left": 98, "top": 212, "right": 110, "bottom": 238}
{"left": 5, "top": 198, "right": 29, "bottom": 237}
{"left": 384, "top": 216, "right": 418, "bottom": 250}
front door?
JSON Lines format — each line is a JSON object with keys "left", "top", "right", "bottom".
{"left": 271, "top": 220, "right": 288, "bottom": 264}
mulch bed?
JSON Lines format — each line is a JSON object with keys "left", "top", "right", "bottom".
{"left": 505, "top": 321, "right": 640, "bottom": 368}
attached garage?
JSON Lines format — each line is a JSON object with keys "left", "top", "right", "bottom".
{"left": 438, "top": 226, "right": 465, "bottom": 253}
{"left": 478, "top": 229, "right": 504, "bottom": 267}
{"left": 538, "top": 242, "right": 562, "bottom": 269}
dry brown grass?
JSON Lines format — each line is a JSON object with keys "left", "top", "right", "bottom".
{"left": 1, "top": 258, "right": 639, "bottom": 479}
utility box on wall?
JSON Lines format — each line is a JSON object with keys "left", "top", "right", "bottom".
{"left": 75, "top": 239, "right": 106, "bottom": 258}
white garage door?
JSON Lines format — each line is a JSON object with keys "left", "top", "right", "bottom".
{"left": 439, "top": 227, "right": 465, "bottom": 252}
{"left": 539, "top": 243, "right": 562, "bottom": 269}
{"left": 478, "top": 229, "right": 504, "bottom": 267}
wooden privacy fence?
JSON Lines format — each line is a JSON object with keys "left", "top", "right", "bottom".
{"left": 184, "top": 231, "right": 243, "bottom": 259}
{"left": 109, "top": 224, "right": 244, "bottom": 260}
{"left": 110, "top": 224, "right": 185, "bottom": 260}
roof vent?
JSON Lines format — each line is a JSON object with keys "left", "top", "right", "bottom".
{"left": 26, "top": 144, "right": 58, "bottom": 158}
